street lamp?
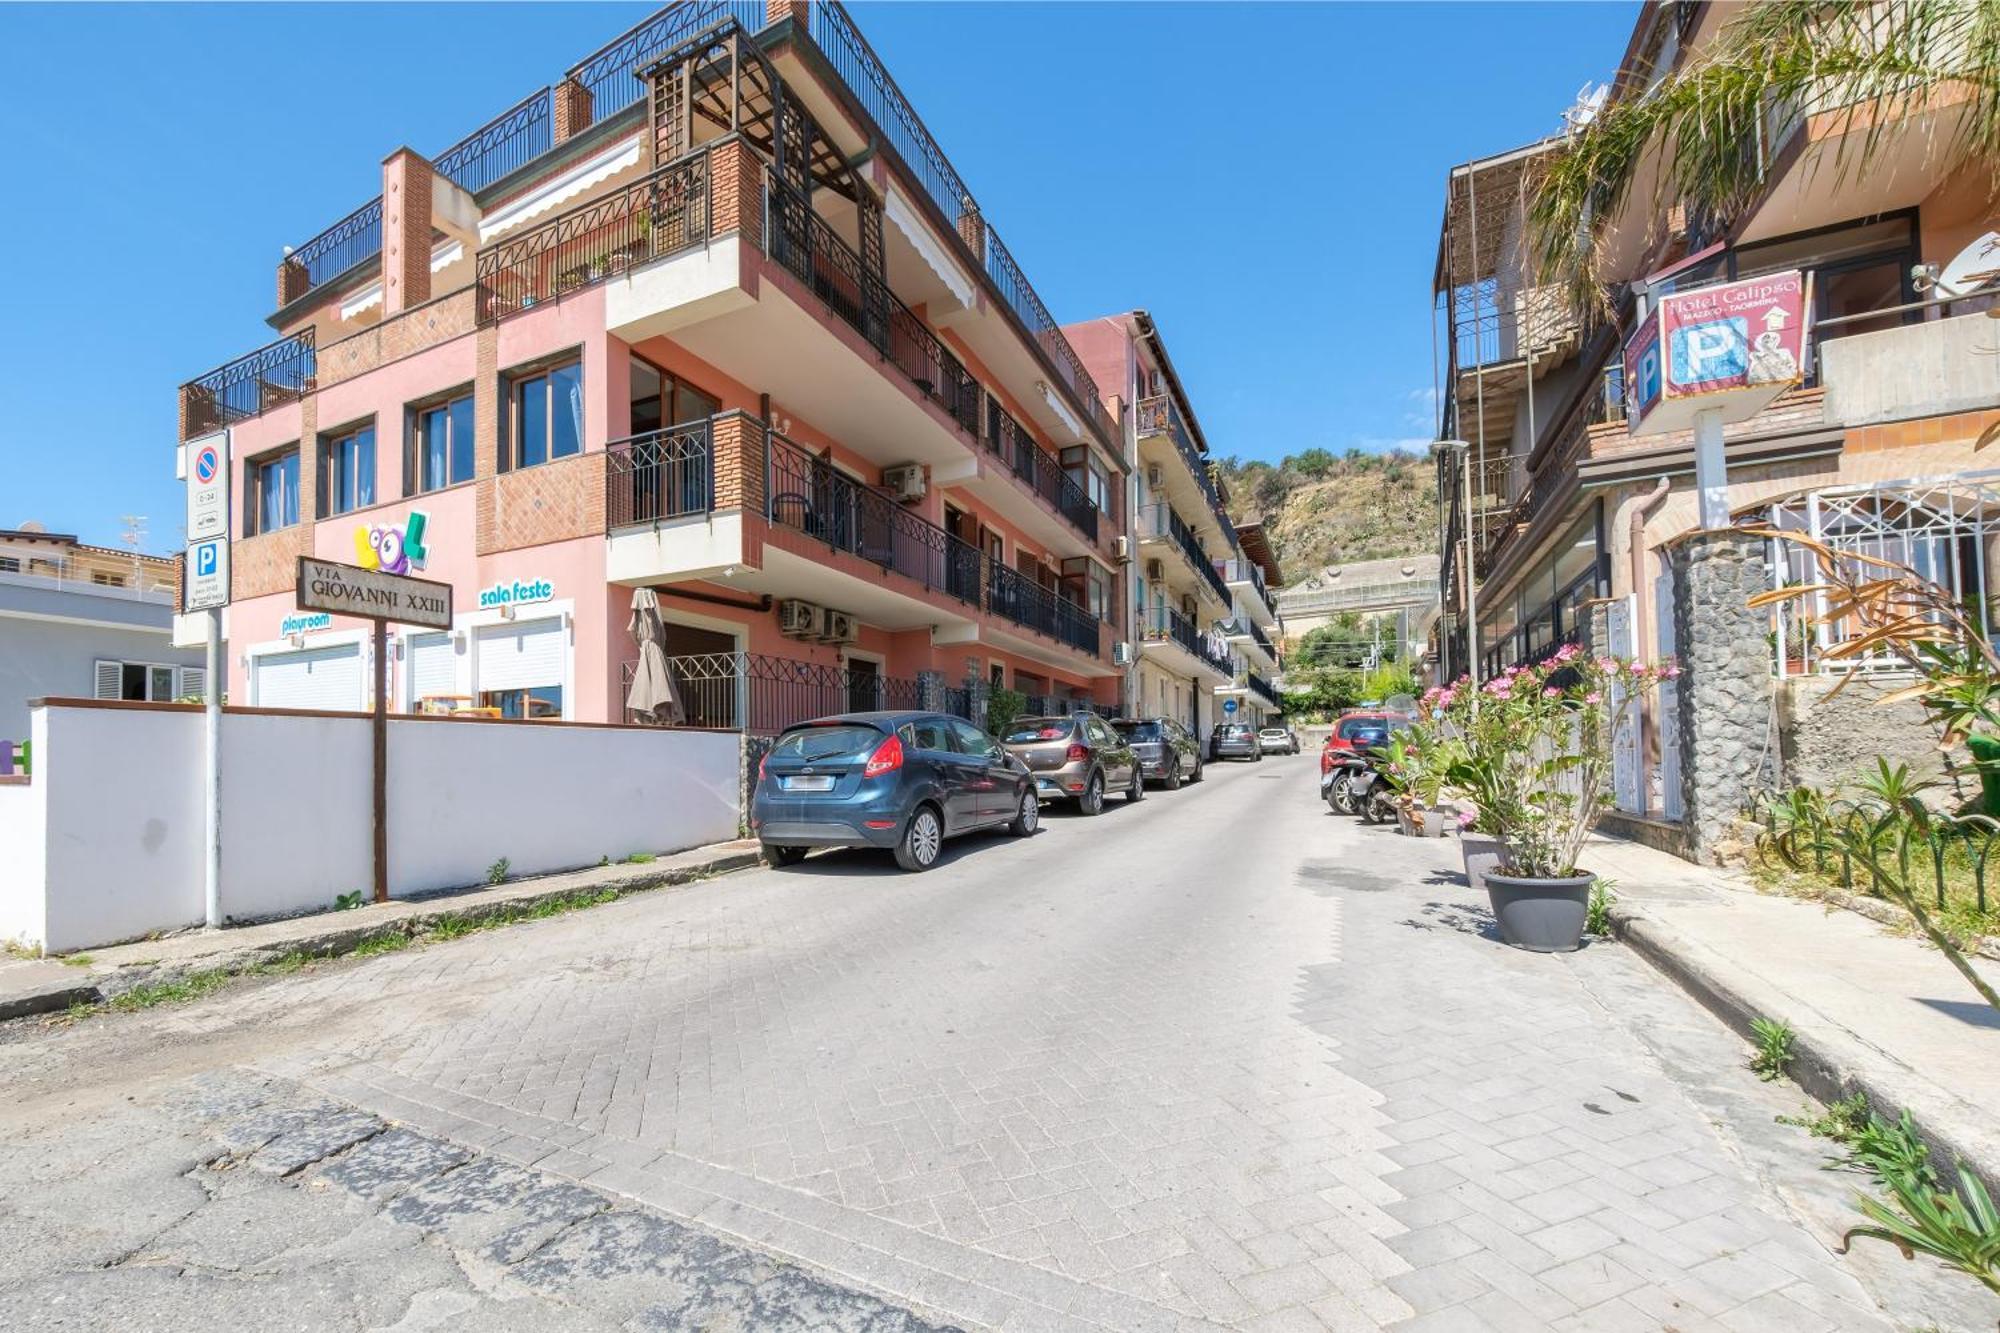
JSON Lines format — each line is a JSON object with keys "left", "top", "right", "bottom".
{"left": 1433, "top": 439, "right": 1479, "bottom": 689}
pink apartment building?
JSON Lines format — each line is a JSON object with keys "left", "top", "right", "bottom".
{"left": 179, "top": 1, "right": 1126, "bottom": 729}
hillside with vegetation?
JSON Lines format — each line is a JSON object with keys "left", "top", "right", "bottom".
{"left": 1212, "top": 448, "right": 1436, "bottom": 581}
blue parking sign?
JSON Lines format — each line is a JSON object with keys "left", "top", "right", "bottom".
{"left": 1670, "top": 316, "right": 1747, "bottom": 387}
{"left": 195, "top": 541, "right": 220, "bottom": 576}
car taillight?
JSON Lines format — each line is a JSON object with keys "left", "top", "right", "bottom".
{"left": 863, "top": 734, "right": 904, "bottom": 778}
{"left": 758, "top": 752, "right": 769, "bottom": 781}
{"left": 1065, "top": 742, "right": 1089, "bottom": 762}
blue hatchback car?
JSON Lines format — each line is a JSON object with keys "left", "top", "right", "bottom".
{"left": 751, "top": 711, "right": 1039, "bottom": 871}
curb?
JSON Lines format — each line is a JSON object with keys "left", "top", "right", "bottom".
{"left": 1606, "top": 900, "right": 1999, "bottom": 1193}
{"left": 10, "top": 848, "right": 763, "bottom": 1017}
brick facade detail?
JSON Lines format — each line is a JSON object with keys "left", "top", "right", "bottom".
{"left": 710, "top": 139, "right": 763, "bottom": 252}
{"left": 765, "top": 0, "right": 811, "bottom": 26}
{"left": 484, "top": 452, "right": 608, "bottom": 555}
{"left": 318, "top": 290, "right": 479, "bottom": 389}
{"left": 382, "top": 149, "right": 436, "bottom": 316}
{"left": 712, "top": 415, "right": 766, "bottom": 514}
{"left": 277, "top": 256, "right": 312, "bottom": 309}
{"left": 552, "top": 77, "right": 594, "bottom": 144}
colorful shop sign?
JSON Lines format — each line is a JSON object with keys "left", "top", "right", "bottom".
{"left": 279, "top": 611, "right": 334, "bottom": 636}
{"left": 478, "top": 577, "right": 555, "bottom": 610}
{"left": 1626, "top": 270, "right": 1812, "bottom": 436}
{"left": 354, "top": 511, "right": 429, "bottom": 575}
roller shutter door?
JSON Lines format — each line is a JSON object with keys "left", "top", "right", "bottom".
{"left": 252, "top": 642, "right": 364, "bottom": 710}
{"left": 474, "top": 617, "right": 564, "bottom": 692}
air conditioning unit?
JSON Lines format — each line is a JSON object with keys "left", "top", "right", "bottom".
{"left": 1145, "top": 559, "right": 1165, "bottom": 582}
{"left": 1113, "top": 535, "right": 1131, "bottom": 563}
{"left": 819, "top": 608, "right": 859, "bottom": 644}
{"left": 1145, "top": 464, "right": 1164, "bottom": 488}
{"left": 1112, "top": 641, "right": 1133, "bottom": 666}
{"left": 779, "top": 598, "right": 820, "bottom": 639}
{"left": 882, "top": 462, "right": 926, "bottom": 503}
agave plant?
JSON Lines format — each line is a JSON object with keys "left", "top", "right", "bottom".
{"left": 1532, "top": 0, "right": 2000, "bottom": 312}
{"left": 1842, "top": 1166, "right": 2000, "bottom": 1297}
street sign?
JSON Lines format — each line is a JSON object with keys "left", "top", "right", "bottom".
{"left": 296, "top": 557, "right": 452, "bottom": 630}
{"left": 1625, "top": 270, "right": 1812, "bottom": 437}
{"left": 185, "top": 430, "right": 229, "bottom": 542}
{"left": 1223, "top": 698, "right": 1238, "bottom": 715}
{"left": 185, "top": 537, "right": 230, "bottom": 612}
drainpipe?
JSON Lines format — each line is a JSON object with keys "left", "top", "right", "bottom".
{"left": 1631, "top": 476, "right": 1672, "bottom": 815}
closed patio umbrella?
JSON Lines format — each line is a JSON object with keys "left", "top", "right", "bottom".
{"left": 625, "top": 587, "right": 685, "bottom": 725}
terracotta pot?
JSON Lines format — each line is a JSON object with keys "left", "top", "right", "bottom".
{"left": 1485, "top": 871, "right": 1594, "bottom": 953}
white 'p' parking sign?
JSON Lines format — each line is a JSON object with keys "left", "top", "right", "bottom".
{"left": 184, "top": 428, "right": 231, "bottom": 611}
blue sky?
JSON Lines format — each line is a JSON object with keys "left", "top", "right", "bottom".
{"left": 0, "top": 1, "right": 1636, "bottom": 552}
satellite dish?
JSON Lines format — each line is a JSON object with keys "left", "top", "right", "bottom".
{"left": 1385, "top": 691, "right": 1418, "bottom": 717}
{"left": 1928, "top": 231, "right": 2000, "bottom": 299}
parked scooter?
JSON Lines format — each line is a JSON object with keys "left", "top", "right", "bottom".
{"left": 1321, "top": 750, "right": 1371, "bottom": 815}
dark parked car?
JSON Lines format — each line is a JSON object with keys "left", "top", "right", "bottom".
{"left": 1002, "top": 712, "right": 1142, "bottom": 814}
{"left": 1112, "top": 716, "right": 1203, "bottom": 789}
{"left": 1209, "top": 721, "right": 1262, "bottom": 762}
{"left": 752, "top": 711, "right": 1037, "bottom": 872}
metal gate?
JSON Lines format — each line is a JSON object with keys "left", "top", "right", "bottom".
{"left": 1654, "top": 568, "right": 1684, "bottom": 822}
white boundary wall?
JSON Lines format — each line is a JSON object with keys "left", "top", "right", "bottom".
{"left": 0, "top": 702, "right": 740, "bottom": 953}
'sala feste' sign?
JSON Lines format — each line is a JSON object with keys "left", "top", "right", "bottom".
{"left": 296, "top": 557, "right": 453, "bottom": 630}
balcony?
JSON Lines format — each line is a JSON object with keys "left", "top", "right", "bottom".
{"left": 1135, "top": 393, "right": 1230, "bottom": 533}
{"left": 603, "top": 413, "right": 1110, "bottom": 672}
{"left": 179, "top": 331, "right": 317, "bottom": 440}
{"left": 1819, "top": 309, "right": 2000, "bottom": 429}
{"left": 1247, "top": 671, "right": 1280, "bottom": 710}
{"left": 1217, "top": 557, "right": 1275, "bottom": 627}
{"left": 628, "top": 649, "right": 940, "bottom": 732}
{"left": 1138, "top": 606, "right": 1234, "bottom": 681}
{"left": 1138, "top": 504, "right": 1230, "bottom": 609}
{"left": 1226, "top": 615, "right": 1277, "bottom": 669}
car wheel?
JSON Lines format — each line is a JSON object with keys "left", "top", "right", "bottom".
{"left": 1126, "top": 766, "right": 1145, "bottom": 803}
{"left": 1008, "top": 788, "right": 1039, "bottom": 837}
{"left": 763, "top": 844, "right": 807, "bottom": 867}
{"left": 894, "top": 804, "right": 944, "bottom": 872}
{"left": 1078, "top": 770, "right": 1105, "bottom": 816}
{"left": 1164, "top": 760, "right": 1183, "bottom": 791}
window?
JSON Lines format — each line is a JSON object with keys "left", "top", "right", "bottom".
{"left": 94, "top": 660, "right": 188, "bottom": 701}
{"left": 411, "top": 391, "right": 475, "bottom": 494}
{"left": 629, "top": 355, "right": 718, "bottom": 434}
{"left": 947, "top": 718, "right": 997, "bottom": 757}
{"left": 0, "top": 557, "right": 18, "bottom": 573}
{"left": 900, "top": 719, "right": 953, "bottom": 752}
{"left": 1086, "top": 565, "right": 1112, "bottom": 621}
{"left": 319, "top": 424, "right": 376, "bottom": 517}
{"left": 248, "top": 448, "right": 300, "bottom": 535}
{"left": 507, "top": 358, "right": 583, "bottom": 469}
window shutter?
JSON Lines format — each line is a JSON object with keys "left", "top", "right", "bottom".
{"left": 179, "top": 665, "right": 208, "bottom": 700}
{"left": 94, "top": 660, "right": 122, "bottom": 699}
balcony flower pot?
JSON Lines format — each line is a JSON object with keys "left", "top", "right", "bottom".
{"left": 1485, "top": 870, "right": 1594, "bottom": 953}
{"left": 1459, "top": 831, "right": 1508, "bottom": 892}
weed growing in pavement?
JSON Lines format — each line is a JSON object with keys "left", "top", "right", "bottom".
{"left": 1780, "top": 1093, "right": 1872, "bottom": 1143}
{"left": 1586, "top": 879, "right": 1616, "bottom": 936}
{"left": 350, "top": 932, "right": 410, "bottom": 958}
{"left": 253, "top": 950, "right": 318, "bottom": 976}
{"left": 1749, "top": 1017, "right": 1795, "bottom": 1081}
{"left": 109, "top": 968, "right": 233, "bottom": 1012}
{"left": 624, "top": 852, "right": 656, "bottom": 864}
{"left": 486, "top": 857, "right": 510, "bottom": 886}
{"left": 59, "top": 953, "right": 93, "bottom": 968}
{"left": 334, "top": 891, "right": 363, "bottom": 912}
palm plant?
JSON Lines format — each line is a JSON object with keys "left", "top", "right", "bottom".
{"left": 1530, "top": 0, "right": 2000, "bottom": 311}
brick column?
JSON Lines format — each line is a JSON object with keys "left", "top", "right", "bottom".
{"left": 552, "top": 77, "right": 594, "bottom": 144}
{"left": 277, "top": 254, "right": 312, "bottom": 308}
{"left": 382, "top": 148, "right": 436, "bottom": 316}
{"left": 955, "top": 204, "right": 984, "bottom": 262}
{"left": 474, "top": 325, "right": 500, "bottom": 553}
{"left": 1669, "top": 530, "right": 1773, "bottom": 863}
{"left": 711, "top": 415, "right": 762, "bottom": 513}
{"left": 709, "top": 139, "right": 762, "bottom": 249}
{"left": 766, "top": 0, "right": 811, "bottom": 26}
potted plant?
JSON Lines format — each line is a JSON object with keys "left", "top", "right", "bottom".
{"left": 1414, "top": 680, "right": 1507, "bottom": 886}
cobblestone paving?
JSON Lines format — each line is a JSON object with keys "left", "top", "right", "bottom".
{"left": 198, "top": 759, "right": 1936, "bottom": 1331}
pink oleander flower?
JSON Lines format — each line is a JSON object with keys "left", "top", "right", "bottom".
{"left": 1554, "top": 643, "right": 1581, "bottom": 663}
{"left": 1585, "top": 691, "right": 1602, "bottom": 704}
{"left": 1596, "top": 657, "right": 1618, "bottom": 671}
{"left": 1457, "top": 808, "right": 1477, "bottom": 829}
{"left": 1543, "top": 687, "right": 1561, "bottom": 698}
{"left": 1662, "top": 661, "right": 1681, "bottom": 678}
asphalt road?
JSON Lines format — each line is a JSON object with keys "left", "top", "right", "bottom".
{"left": 0, "top": 754, "right": 1988, "bottom": 1330}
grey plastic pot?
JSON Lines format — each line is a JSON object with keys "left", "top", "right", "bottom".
{"left": 1485, "top": 871, "right": 1594, "bottom": 953}
{"left": 1459, "top": 832, "right": 1507, "bottom": 892}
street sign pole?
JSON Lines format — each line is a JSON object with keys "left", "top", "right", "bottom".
{"left": 1694, "top": 408, "right": 1728, "bottom": 529}
{"left": 372, "top": 619, "right": 388, "bottom": 904}
{"left": 184, "top": 428, "right": 232, "bottom": 930}
{"left": 205, "top": 607, "right": 222, "bottom": 929}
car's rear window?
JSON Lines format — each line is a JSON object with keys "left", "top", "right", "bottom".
{"left": 1259, "top": 728, "right": 1286, "bottom": 737}
{"left": 1115, "top": 721, "right": 1163, "bottom": 740}
{"left": 1005, "top": 718, "right": 1071, "bottom": 743}
{"left": 771, "top": 724, "right": 880, "bottom": 761}
{"left": 1338, "top": 717, "right": 1387, "bottom": 739}
{"left": 1219, "top": 724, "right": 1252, "bottom": 737}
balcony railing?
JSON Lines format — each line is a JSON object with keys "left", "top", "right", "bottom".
{"left": 179, "top": 330, "right": 318, "bottom": 440}
{"left": 981, "top": 408, "right": 1098, "bottom": 543}
{"left": 433, "top": 89, "right": 554, "bottom": 195}
{"left": 288, "top": 198, "right": 384, "bottom": 293}
{"left": 476, "top": 147, "right": 713, "bottom": 322}
{"left": 988, "top": 559, "right": 1101, "bottom": 657}
{"left": 1135, "top": 393, "right": 1230, "bottom": 530}
{"left": 799, "top": 0, "right": 1113, "bottom": 447}
{"left": 1240, "top": 617, "right": 1275, "bottom": 661}
{"left": 1248, "top": 671, "right": 1280, "bottom": 709}
{"left": 766, "top": 431, "right": 963, "bottom": 599}
{"left": 1141, "top": 606, "right": 1233, "bottom": 676}
{"left": 606, "top": 421, "right": 713, "bottom": 526}
{"left": 1217, "top": 557, "right": 1269, "bottom": 608}
{"left": 1139, "top": 505, "right": 1230, "bottom": 606}
{"left": 637, "top": 650, "right": 930, "bottom": 733}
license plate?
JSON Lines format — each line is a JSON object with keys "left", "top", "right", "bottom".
{"left": 783, "top": 775, "right": 835, "bottom": 792}
{"left": 1036, "top": 780, "right": 1061, "bottom": 794}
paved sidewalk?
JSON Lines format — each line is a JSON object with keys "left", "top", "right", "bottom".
{"left": 2, "top": 839, "right": 762, "bottom": 1016}
{"left": 1586, "top": 832, "right": 2000, "bottom": 1183}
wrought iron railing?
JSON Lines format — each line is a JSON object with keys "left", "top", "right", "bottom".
{"left": 766, "top": 432, "right": 956, "bottom": 594}
{"left": 606, "top": 421, "right": 713, "bottom": 527}
{"left": 1141, "top": 606, "right": 1233, "bottom": 676}
{"left": 1217, "top": 558, "right": 1270, "bottom": 607}
{"left": 648, "top": 650, "right": 923, "bottom": 732}
{"left": 568, "top": 2, "right": 752, "bottom": 135}
{"left": 179, "top": 330, "right": 317, "bottom": 439}
{"left": 1247, "top": 671, "right": 1280, "bottom": 708}
{"left": 799, "top": 1, "right": 1113, "bottom": 447}
{"left": 980, "top": 408, "right": 1098, "bottom": 542}
{"left": 1138, "top": 505, "right": 1229, "bottom": 606}
{"left": 289, "top": 198, "right": 383, "bottom": 290}
{"left": 1240, "top": 617, "right": 1275, "bottom": 660}
{"left": 476, "top": 147, "right": 712, "bottom": 322}
{"left": 433, "top": 89, "right": 554, "bottom": 194}
{"left": 1134, "top": 393, "right": 1230, "bottom": 530}
{"left": 1017, "top": 694, "right": 1119, "bottom": 721}
{"left": 987, "top": 559, "right": 1100, "bottom": 657}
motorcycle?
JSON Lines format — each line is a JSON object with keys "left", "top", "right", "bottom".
{"left": 1321, "top": 750, "right": 1370, "bottom": 815}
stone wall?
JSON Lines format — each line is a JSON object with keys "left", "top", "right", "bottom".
{"left": 1777, "top": 674, "right": 1973, "bottom": 808}
{"left": 1670, "top": 531, "right": 1775, "bottom": 864}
